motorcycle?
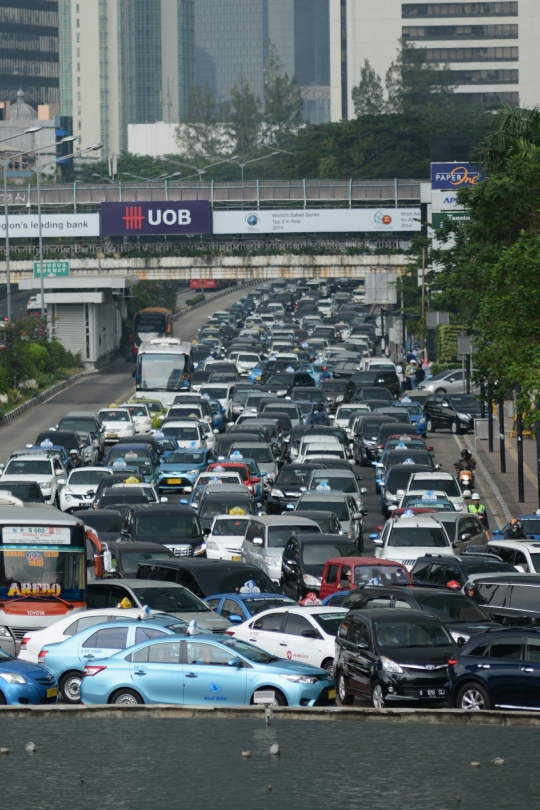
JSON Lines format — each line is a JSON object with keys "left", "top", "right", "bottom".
{"left": 455, "top": 465, "right": 474, "bottom": 491}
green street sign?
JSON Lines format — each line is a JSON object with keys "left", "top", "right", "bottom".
{"left": 432, "top": 211, "right": 470, "bottom": 229}
{"left": 33, "top": 261, "right": 70, "bottom": 278}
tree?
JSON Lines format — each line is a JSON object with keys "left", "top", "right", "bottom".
{"left": 263, "top": 41, "right": 303, "bottom": 142}
{"left": 351, "top": 60, "right": 384, "bottom": 116}
{"left": 179, "top": 84, "right": 230, "bottom": 160}
{"left": 385, "top": 38, "right": 457, "bottom": 116}
{"left": 475, "top": 104, "right": 540, "bottom": 171}
{"left": 228, "top": 75, "right": 263, "bottom": 156}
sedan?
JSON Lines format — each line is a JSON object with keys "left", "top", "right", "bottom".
{"left": 98, "top": 408, "right": 136, "bottom": 443}
{"left": 204, "top": 593, "right": 296, "bottom": 623}
{"left": 0, "top": 648, "right": 57, "bottom": 705}
{"left": 205, "top": 514, "right": 250, "bottom": 561}
{"left": 80, "top": 633, "right": 336, "bottom": 707}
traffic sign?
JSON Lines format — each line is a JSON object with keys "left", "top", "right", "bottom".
{"left": 33, "top": 261, "right": 70, "bottom": 278}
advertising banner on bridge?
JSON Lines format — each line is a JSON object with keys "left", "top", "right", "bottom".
{"left": 101, "top": 201, "right": 211, "bottom": 236}
{"left": 0, "top": 214, "right": 100, "bottom": 239}
{"left": 213, "top": 208, "right": 421, "bottom": 235}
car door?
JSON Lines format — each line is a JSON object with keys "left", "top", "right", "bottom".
{"left": 220, "top": 598, "right": 245, "bottom": 623}
{"left": 183, "top": 640, "right": 247, "bottom": 705}
{"left": 130, "top": 640, "right": 183, "bottom": 704}
{"left": 345, "top": 618, "right": 375, "bottom": 696}
{"left": 281, "top": 538, "right": 300, "bottom": 598}
{"left": 245, "top": 611, "right": 286, "bottom": 656}
{"left": 521, "top": 635, "right": 540, "bottom": 707}
{"left": 439, "top": 399, "right": 454, "bottom": 429}
{"left": 484, "top": 637, "right": 524, "bottom": 706}
{"left": 79, "top": 626, "right": 129, "bottom": 665}
{"left": 278, "top": 611, "right": 322, "bottom": 666}
{"left": 429, "top": 397, "right": 445, "bottom": 427}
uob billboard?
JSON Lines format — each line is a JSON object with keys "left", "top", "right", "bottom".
{"left": 101, "top": 201, "right": 211, "bottom": 236}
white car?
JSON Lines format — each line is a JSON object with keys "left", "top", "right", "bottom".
{"left": 486, "top": 539, "right": 540, "bottom": 573}
{"left": 161, "top": 420, "right": 206, "bottom": 449}
{"left": 194, "top": 471, "right": 243, "bottom": 488}
{"left": 18, "top": 607, "right": 168, "bottom": 664}
{"left": 199, "top": 383, "right": 235, "bottom": 420}
{"left": 199, "top": 419, "right": 217, "bottom": 451}
{"left": 373, "top": 515, "right": 455, "bottom": 570}
{"left": 60, "top": 467, "right": 115, "bottom": 512}
{"left": 98, "top": 407, "right": 136, "bottom": 444}
{"left": 121, "top": 403, "right": 153, "bottom": 435}
{"left": 335, "top": 404, "right": 371, "bottom": 431}
{"left": 405, "top": 472, "right": 466, "bottom": 511}
{"left": 206, "top": 514, "right": 250, "bottom": 560}
{"left": 235, "top": 352, "right": 261, "bottom": 376}
{"left": 297, "top": 443, "right": 349, "bottom": 465}
{"left": 227, "top": 606, "right": 349, "bottom": 673}
{"left": 0, "top": 454, "right": 67, "bottom": 506}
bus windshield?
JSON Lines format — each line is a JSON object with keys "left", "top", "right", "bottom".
{"left": 137, "top": 354, "right": 190, "bottom": 392}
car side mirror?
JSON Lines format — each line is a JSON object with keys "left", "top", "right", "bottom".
{"left": 463, "top": 489, "right": 472, "bottom": 499}
{"left": 360, "top": 487, "right": 368, "bottom": 494}
{"left": 370, "top": 535, "right": 383, "bottom": 546}
{"left": 202, "top": 527, "right": 211, "bottom": 536}
{"left": 460, "top": 532, "right": 472, "bottom": 543}
{"left": 229, "top": 614, "right": 243, "bottom": 624}
{"left": 356, "top": 641, "right": 369, "bottom": 650}
{"left": 457, "top": 637, "right": 466, "bottom": 648}
{"left": 285, "top": 559, "right": 297, "bottom": 566}
{"left": 253, "top": 537, "right": 264, "bottom": 546}
{"left": 301, "top": 629, "right": 318, "bottom": 639}
{"left": 160, "top": 497, "right": 168, "bottom": 503}
{"left": 353, "top": 512, "right": 363, "bottom": 520}
{"left": 57, "top": 478, "right": 66, "bottom": 486}
{"left": 427, "top": 446, "right": 434, "bottom": 452}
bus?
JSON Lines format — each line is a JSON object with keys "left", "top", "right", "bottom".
{"left": 189, "top": 280, "right": 233, "bottom": 292}
{"left": 0, "top": 506, "right": 87, "bottom": 640}
{"left": 131, "top": 308, "right": 174, "bottom": 360}
{"left": 134, "top": 338, "right": 193, "bottom": 406}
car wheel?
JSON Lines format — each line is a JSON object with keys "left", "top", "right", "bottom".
{"left": 371, "top": 680, "right": 385, "bottom": 709}
{"left": 426, "top": 418, "right": 435, "bottom": 433}
{"left": 337, "top": 671, "right": 354, "bottom": 705}
{"left": 435, "top": 388, "right": 447, "bottom": 394}
{"left": 251, "top": 688, "right": 287, "bottom": 707}
{"left": 321, "top": 658, "right": 334, "bottom": 675}
{"left": 0, "top": 691, "right": 5, "bottom": 705}
{"left": 456, "top": 682, "right": 492, "bottom": 711}
{"left": 60, "top": 671, "right": 83, "bottom": 704}
{"left": 110, "top": 688, "right": 144, "bottom": 706}
{"left": 451, "top": 420, "right": 461, "bottom": 435}
{"left": 357, "top": 534, "right": 364, "bottom": 552}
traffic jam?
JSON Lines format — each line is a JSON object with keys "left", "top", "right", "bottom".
{"left": 0, "top": 279, "right": 536, "bottom": 713}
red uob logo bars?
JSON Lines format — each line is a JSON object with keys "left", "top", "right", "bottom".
{"left": 122, "top": 206, "right": 146, "bottom": 230}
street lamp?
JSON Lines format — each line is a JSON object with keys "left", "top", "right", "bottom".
{"left": 157, "top": 155, "right": 239, "bottom": 181}
{"left": 120, "top": 171, "right": 183, "bottom": 183}
{"left": 0, "top": 125, "right": 44, "bottom": 322}
{"left": 91, "top": 173, "right": 116, "bottom": 184}
{"left": 230, "top": 152, "right": 280, "bottom": 182}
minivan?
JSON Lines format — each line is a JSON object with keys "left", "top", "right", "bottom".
{"left": 241, "top": 515, "right": 321, "bottom": 582}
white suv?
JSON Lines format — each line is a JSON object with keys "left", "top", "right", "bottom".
{"left": 372, "top": 515, "right": 454, "bottom": 570}
{"left": 0, "top": 454, "right": 67, "bottom": 506}
{"left": 98, "top": 408, "right": 136, "bottom": 444}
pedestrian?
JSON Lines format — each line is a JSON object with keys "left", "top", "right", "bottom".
{"left": 468, "top": 492, "right": 490, "bottom": 537}
{"left": 396, "top": 362, "right": 405, "bottom": 394}
{"left": 415, "top": 363, "right": 425, "bottom": 386}
{"left": 405, "top": 360, "right": 417, "bottom": 390}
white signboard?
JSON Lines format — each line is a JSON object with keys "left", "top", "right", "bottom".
{"left": 0, "top": 214, "right": 100, "bottom": 239}
{"left": 3, "top": 526, "right": 71, "bottom": 545}
{"left": 431, "top": 191, "right": 465, "bottom": 213}
{"left": 364, "top": 272, "right": 397, "bottom": 305}
{"left": 213, "top": 208, "right": 421, "bottom": 235}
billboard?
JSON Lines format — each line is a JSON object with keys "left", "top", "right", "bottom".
{"left": 101, "top": 201, "right": 211, "bottom": 236}
{"left": 213, "top": 208, "right": 421, "bottom": 235}
{"left": 431, "top": 162, "right": 485, "bottom": 190}
{"left": 431, "top": 190, "right": 466, "bottom": 212}
{"left": 0, "top": 214, "right": 99, "bottom": 239}
{"left": 364, "top": 272, "right": 397, "bottom": 305}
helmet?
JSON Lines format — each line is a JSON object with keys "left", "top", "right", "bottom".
{"left": 510, "top": 518, "right": 523, "bottom": 536}
{"left": 471, "top": 493, "right": 480, "bottom": 501}
{"left": 70, "top": 449, "right": 78, "bottom": 456}
{"left": 461, "top": 449, "right": 471, "bottom": 458}
{"left": 446, "top": 580, "right": 461, "bottom": 590}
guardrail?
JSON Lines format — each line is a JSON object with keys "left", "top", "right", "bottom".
{"left": 172, "top": 280, "right": 260, "bottom": 321}
{"left": 0, "top": 369, "right": 98, "bottom": 428}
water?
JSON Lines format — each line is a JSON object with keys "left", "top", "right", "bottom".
{"left": 0, "top": 715, "right": 536, "bottom": 810}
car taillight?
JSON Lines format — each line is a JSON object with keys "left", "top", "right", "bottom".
{"left": 378, "top": 444, "right": 384, "bottom": 450}
{"left": 21, "top": 637, "right": 30, "bottom": 650}
{"left": 37, "top": 650, "right": 47, "bottom": 664}
{"left": 448, "top": 659, "right": 458, "bottom": 667}
{"left": 83, "top": 666, "right": 107, "bottom": 677}
{"left": 224, "top": 629, "right": 235, "bottom": 636}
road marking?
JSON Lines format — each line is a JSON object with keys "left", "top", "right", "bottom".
{"left": 453, "top": 434, "right": 512, "bottom": 526}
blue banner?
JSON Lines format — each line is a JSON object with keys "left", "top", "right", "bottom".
{"left": 431, "top": 163, "right": 485, "bottom": 190}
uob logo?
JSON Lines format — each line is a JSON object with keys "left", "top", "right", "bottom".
{"left": 122, "top": 206, "right": 193, "bottom": 230}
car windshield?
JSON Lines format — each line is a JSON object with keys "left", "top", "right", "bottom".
{"left": 135, "top": 513, "right": 201, "bottom": 538}
{"left": 242, "top": 597, "right": 294, "bottom": 616}
{"left": 449, "top": 396, "right": 479, "bottom": 409}
{"left": 212, "top": 518, "right": 248, "bottom": 536}
{"left": 101, "top": 411, "right": 130, "bottom": 422}
{"left": 302, "top": 543, "right": 353, "bottom": 565}
{"left": 292, "top": 390, "right": 325, "bottom": 402}
{"left": 167, "top": 408, "right": 203, "bottom": 420}
{"left": 84, "top": 513, "right": 123, "bottom": 532}
{"left": 4, "top": 460, "right": 51, "bottom": 475}
{"left": 127, "top": 406, "right": 148, "bottom": 417}
{"left": 201, "top": 387, "right": 228, "bottom": 399}
{"left": 415, "top": 593, "right": 489, "bottom": 623}
{"left": 299, "top": 498, "right": 349, "bottom": 521}
{"left": 162, "top": 427, "right": 199, "bottom": 440}
{"left": 388, "top": 526, "right": 449, "bottom": 547}
{"left": 387, "top": 453, "right": 431, "bottom": 469}
{"left": 217, "top": 637, "right": 279, "bottom": 664}
{"left": 311, "top": 475, "right": 357, "bottom": 494}
{"left": 59, "top": 419, "right": 96, "bottom": 433}
{"left": 412, "top": 479, "right": 460, "bottom": 497}
{"left": 361, "top": 421, "right": 387, "bottom": 437}
{"left": 353, "top": 564, "right": 410, "bottom": 586}
{"left": 68, "top": 470, "right": 111, "bottom": 486}
{"left": 374, "top": 620, "right": 453, "bottom": 647}
{"left": 119, "top": 551, "right": 173, "bottom": 576}
{"left": 519, "top": 520, "right": 540, "bottom": 534}
{"left": 167, "top": 452, "right": 206, "bottom": 465}
{"left": 108, "top": 449, "right": 152, "bottom": 467}
{"left": 0, "top": 482, "right": 43, "bottom": 501}
{"left": 200, "top": 499, "right": 254, "bottom": 518}
{"left": 232, "top": 446, "right": 273, "bottom": 463}
{"left": 276, "top": 467, "right": 314, "bottom": 485}
{"left": 397, "top": 403, "right": 423, "bottom": 415}
{"left": 131, "top": 586, "right": 209, "bottom": 612}
{"left": 268, "top": 525, "right": 317, "bottom": 548}
{"left": 313, "top": 610, "right": 349, "bottom": 635}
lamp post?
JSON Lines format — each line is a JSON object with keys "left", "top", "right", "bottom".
{"left": 230, "top": 152, "right": 280, "bottom": 182}
{"left": 157, "top": 155, "right": 239, "bottom": 181}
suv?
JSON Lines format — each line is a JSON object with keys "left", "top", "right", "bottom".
{"left": 136, "top": 558, "right": 278, "bottom": 600}
{"left": 411, "top": 554, "right": 515, "bottom": 589}
{"left": 424, "top": 394, "right": 482, "bottom": 435}
{"left": 486, "top": 540, "right": 540, "bottom": 572}
{"left": 372, "top": 515, "right": 455, "bottom": 570}
{"left": 123, "top": 503, "right": 207, "bottom": 557}
{"left": 57, "top": 412, "right": 105, "bottom": 459}
{"left": 467, "top": 574, "right": 540, "bottom": 624}
{"left": 241, "top": 515, "right": 321, "bottom": 582}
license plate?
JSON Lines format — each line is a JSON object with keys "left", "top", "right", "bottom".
{"left": 419, "top": 688, "right": 446, "bottom": 698}
{"left": 47, "top": 687, "right": 58, "bottom": 698}
{"left": 107, "top": 433, "right": 117, "bottom": 438}
{"left": 328, "top": 688, "right": 336, "bottom": 699}
{"left": 231, "top": 555, "right": 242, "bottom": 562}
{"left": 168, "top": 479, "right": 182, "bottom": 484}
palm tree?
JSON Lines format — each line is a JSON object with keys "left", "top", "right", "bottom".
{"left": 474, "top": 105, "right": 540, "bottom": 171}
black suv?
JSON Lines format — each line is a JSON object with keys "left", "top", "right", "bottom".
{"left": 350, "top": 370, "right": 400, "bottom": 399}
{"left": 136, "top": 558, "right": 278, "bottom": 599}
{"left": 411, "top": 554, "right": 516, "bottom": 589}
{"left": 280, "top": 534, "right": 358, "bottom": 600}
{"left": 467, "top": 574, "right": 540, "bottom": 625}
{"left": 334, "top": 609, "right": 456, "bottom": 708}
{"left": 123, "top": 504, "right": 206, "bottom": 557}
{"left": 424, "top": 394, "right": 482, "bottom": 435}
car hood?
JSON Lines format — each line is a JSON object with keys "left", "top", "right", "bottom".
{"left": 378, "top": 644, "right": 455, "bottom": 666}
{"left": 173, "top": 611, "right": 230, "bottom": 630}
{"left": 262, "top": 658, "right": 329, "bottom": 676}
{"left": 2, "top": 660, "right": 56, "bottom": 680}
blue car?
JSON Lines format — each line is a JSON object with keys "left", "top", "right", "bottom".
{"left": 300, "top": 401, "right": 330, "bottom": 426}
{"left": 40, "top": 617, "right": 188, "bottom": 703}
{"left": 0, "top": 647, "right": 57, "bottom": 705}
{"left": 24, "top": 443, "right": 70, "bottom": 467}
{"left": 248, "top": 363, "right": 266, "bottom": 384}
{"left": 491, "top": 513, "right": 540, "bottom": 541}
{"left": 156, "top": 448, "right": 217, "bottom": 492}
{"left": 321, "top": 591, "right": 350, "bottom": 606}
{"left": 80, "top": 632, "right": 336, "bottom": 707}
{"left": 153, "top": 435, "right": 179, "bottom": 461}
{"left": 207, "top": 398, "right": 226, "bottom": 432}
{"left": 204, "top": 593, "right": 296, "bottom": 623}
{"left": 299, "top": 363, "right": 335, "bottom": 386}
{"left": 393, "top": 399, "right": 427, "bottom": 437}
{"left": 187, "top": 483, "right": 206, "bottom": 510}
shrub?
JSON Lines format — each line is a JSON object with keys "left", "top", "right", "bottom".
{"left": 186, "top": 294, "right": 205, "bottom": 306}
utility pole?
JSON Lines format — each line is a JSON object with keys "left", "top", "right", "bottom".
{"left": 487, "top": 383, "right": 493, "bottom": 453}
{"left": 499, "top": 401, "right": 506, "bottom": 474}
{"left": 421, "top": 247, "right": 426, "bottom": 321}
{"left": 516, "top": 385, "right": 525, "bottom": 502}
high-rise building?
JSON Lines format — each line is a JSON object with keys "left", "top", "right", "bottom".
{"left": 330, "top": 0, "right": 539, "bottom": 121}
{"left": 59, "top": 0, "right": 194, "bottom": 158}
{"left": 0, "top": 0, "right": 59, "bottom": 109}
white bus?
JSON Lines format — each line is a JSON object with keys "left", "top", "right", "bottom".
{"left": 134, "top": 338, "right": 193, "bottom": 406}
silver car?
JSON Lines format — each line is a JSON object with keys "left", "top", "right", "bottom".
{"left": 241, "top": 515, "right": 321, "bottom": 582}
{"left": 418, "top": 369, "right": 478, "bottom": 395}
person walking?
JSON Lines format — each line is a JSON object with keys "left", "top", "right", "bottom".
{"left": 396, "top": 362, "right": 405, "bottom": 394}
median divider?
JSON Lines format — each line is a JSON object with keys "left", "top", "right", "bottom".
{"left": 0, "top": 370, "right": 98, "bottom": 428}
{"left": 172, "top": 281, "right": 260, "bottom": 322}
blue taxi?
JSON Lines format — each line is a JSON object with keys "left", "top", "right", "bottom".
{"left": 204, "top": 592, "right": 296, "bottom": 623}
{"left": 491, "top": 512, "right": 540, "bottom": 541}
{"left": 156, "top": 447, "right": 217, "bottom": 492}
{"left": 0, "top": 648, "right": 58, "bottom": 705}
{"left": 393, "top": 398, "right": 427, "bottom": 436}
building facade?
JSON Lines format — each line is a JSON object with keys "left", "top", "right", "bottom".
{"left": 330, "top": 0, "right": 539, "bottom": 121}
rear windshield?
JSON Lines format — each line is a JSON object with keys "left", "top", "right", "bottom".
{"left": 199, "top": 498, "right": 255, "bottom": 518}
{"left": 299, "top": 498, "right": 349, "bottom": 521}
{"left": 411, "top": 478, "right": 460, "bottom": 498}
{"left": 84, "top": 513, "right": 123, "bottom": 532}
{"left": 302, "top": 543, "right": 353, "bottom": 565}
{"left": 268, "top": 524, "right": 318, "bottom": 548}
{"left": 0, "top": 482, "right": 43, "bottom": 502}
{"left": 135, "top": 513, "right": 201, "bottom": 538}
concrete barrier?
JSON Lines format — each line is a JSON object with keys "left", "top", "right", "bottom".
{"left": 0, "top": 370, "right": 98, "bottom": 428}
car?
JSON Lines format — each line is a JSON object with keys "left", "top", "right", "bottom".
{"left": 0, "top": 480, "right": 45, "bottom": 505}
{"left": 85, "top": 580, "right": 231, "bottom": 632}
{"left": 352, "top": 414, "right": 399, "bottom": 465}
{"left": 491, "top": 513, "right": 540, "bottom": 541}
{"left": 464, "top": 573, "right": 540, "bottom": 624}
{"left": 205, "top": 514, "right": 250, "bottom": 561}
{"left": 156, "top": 447, "right": 217, "bottom": 492}
{"left": 293, "top": 510, "right": 344, "bottom": 535}
{"left": 35, "top": 430, "right": 85, "bottom": 459}
{"left": 197, "top": 483, "right": 259, "bottom": 531}
{"left": 392, "top": 398, "right": 427, "bottom": 436}
{"left": 280, "top": 534, "right": 360, "bottom": 600}
{"left": 137, "top": 558, "right": 280, "bottom": 600}
{"left": 355, "top": 386, "right": 394, "bottom": 403}
{"left": 103, "top": 443, "right": 160, "bottom": 483}
{"left": 57, "top": 411, "right": 105, "bottom": 459}
{"left": 410, "top": 553, "right": 517, "bottom": 589}
{"left": 207, "top": 459, "right": 263, "bottom": 498}
{"left": 103, "top": 541, "right": 175, "bottom": 578}
{"left": 59, "top": 467, "right": 115, "bottom": 512}
{"left": 307, "top": 469, "right": 367, "bottom": 514}
{"left": 405, "top": 471, "right": 467, "bottom": 511}
{"left": 423, "top": 394, "right": 482, "bottom": 435}
{"left": 129, "top": 398, "right": 167, "bottom": 430}
{"left": 119, "top": 403, "right": 153, "bottom": 435}
{"left": 160, "top": 420, "right": 207, "bottom": 448}
{"left": 241, "top": 515, "right": 321, "bottom": 582}
{"left": 391, "top": 489, "right": 455, "bottom": 514}
{"left": 449, "top": 627, "right": 540, "bottom": 710}
{"left": 98, "top": 407, "right": 136, "bottom": 443}
{"left": 418, "top": 368, "right": 476, "bottom": 395}
{"left": 122, "top": 503, "right": 207, "bottom": 556}
{"left": 228, "top": 442, "right": 279, "bottom": 487}
{"left": 380, "top": 465, "right": 435, "bottom": 518}
{"left": 295, "top": 491, "right": 364, "bottom": 546}
{"left": 204, "top": 592, "right": 296, "bottom": 623}
{"left": 320, "top": 380, "right": 356, "bottom": 412}
{"left": 431, "top": 511, "right": 489, "bottom": 552}
{"left": 228, "top": 606, "right": 349, "bottom": 673}
{"left": 199, "top": 383, "right": 236, "bottom": 420}
{"left": 372, "top": 515, "right": 455, "bottom": 570}
{"left": 334, "top": 608, "right": 456, "bottom": 708}
{"left": 96, "top": 483, "right": 162, "bottom": 510}
{"left": 486, "top": 539, "right": 540, "bottom": 572}
{"left": 80, "top": 632, "right": 336, "bottom": 707}
{"left": 0, "top": 454, "right": 67, "bottom": 506}
{"left": 266, "top": 463, "right": 324, "bottom": 515}
{"left": 0, "top": 647, "right": 57, "bottom": 705}
{"left": 319, "top": 556, "right": 412, "bottom": 601}
{"left": 38, "top": 616, "right": 189, "bottom": 703}
{"left": 334, "top": 404, "right": 371, "bottom": 431}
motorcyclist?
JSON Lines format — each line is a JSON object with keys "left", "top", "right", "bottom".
{"left": 66, "top": 449, "right": 84, "bottom": 472}
{"left": 319, "top": 365, "right": 332, "bottom": 382}
{"left": 455, "top": 448, "right": 476, "bottom": 472}
{"left": 504, "top": 518, "right": 527, "bottom": 540}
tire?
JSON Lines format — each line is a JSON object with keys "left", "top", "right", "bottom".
{"left": 456, "top": 682, "right": 492, "bottom": 711}
{"left": 60, "top": 671, "right": 84, "bottom": 704}
{"left": 0, "top": 691, "right": 6, "bottom": 705}
{"left": 451, "top": 420, "right": 461, "bottom": 435}
{"left": 371, "top": 680, "right": 385, "bottom": 709}
{"left": 357, "top": 534, "right": 364, "bottom": 553}
{"left": 337, "top": 671, "right": 354, "bottom": 705}
{"left": 435, "top": 388, "right": 447, "bottom": 394}
{"left": 321, "top": 658, "right": 334, "bottom": 676}
{"left": 110, "top": 688, "right": 144, "bottom": 706}
{"left": 250, "top": 688, "right": 287, "bottom": 707}
{"left": 426, "top": 418, "right": 435, "bottom": 433}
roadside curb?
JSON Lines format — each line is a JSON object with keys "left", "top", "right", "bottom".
{"left": 0, "top": 369, "right": 98, "bottom": 428}
{"left": 172, "top": 281, "right": 259, "bottom": 322}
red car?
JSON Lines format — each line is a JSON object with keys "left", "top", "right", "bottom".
{"left": 320, "top": 556, "right": 412, "bottom": 601}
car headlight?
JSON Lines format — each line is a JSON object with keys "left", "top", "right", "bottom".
{"left": 303, "top": 574, "right": 322, "bottom": 587}
{"left": 277, "top": 389, "right": 287, "bottom": 396}
{"left": 456, "top": 502, "right": 464, "bottom": 510}
{"left": 206, "top": 540, "right": 220, "bottom": 551}
{"left": 187, "top": 469, "right": 200, "bottom": 474}
{"left": 40, "top": 483, "right": 51, "bottom": 491}
{"left": 0, "top": 627, "right": 11, "bottom": 638}
{"left": 417, "top": 417, "right": 426, "bottom": 425}
{"left": 451, "top": 631, "right": 470, "bottom": 644}
{"left": 270, "top": 488, "right": 284, "bottom": 498}
{"left": 279, "top": 674, "right": 318, "bottom": 684}
{"left": 264, "top": 555, "right": 277, "bottom": 565}
{"left": 64, "top": 495, "right": 72, "bottom": 502}
{"left": 457, "top": 412, "right": 472, "bottom": 421}
{"left": 336, "top": 395, "right": 344, "bottom": 402}
{"left": 0, "top": 673, "right": 26, "bottom": 684}
{"left": 380, "top": 656, "right": 404, "bottom": 674}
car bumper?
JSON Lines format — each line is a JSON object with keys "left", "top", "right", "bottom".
{"left": 206, "top": 547, "right": 242, "bottom": 561}
{"left": 0, "top": 680, "right": 58, "bottom": 705}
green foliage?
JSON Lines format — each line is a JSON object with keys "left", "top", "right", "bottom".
{"left": 352, "top": 60, "right": 385, "bottom": 116}
{"left": 127, "top": 281, "right": 180, "bottom": 324}
{"left": 186, "top": 294, "right": 205, "bottom": 306}
{"left": 27, "top": 343, "right": 49, "bottom": 372}
{"left": 436, "top": 325, "right": 465, "bottom": 365}
{"left": 385, "top": 39, "right": 457, "bottom": 116}
{"left": 263, "top": 42, "right": 303, "bottom": 144}
{"left": 181, "top": 84, "right": 229, "bottom": 160}
{"left": 228, "top": 75, "right": 263, "bottom": 155}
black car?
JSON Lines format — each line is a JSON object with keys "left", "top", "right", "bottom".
{"left": 215, "top": 431, "right": 264, "bottom": 458}
{"left": 320, "top": 380, "right": 356, "bottom": 412}
{"left": 266, "top": 463, "right": 324, "bottom": 514}
{"left": 0, "top": 480, "right": 44, "bottom": 504}
{"left": 467, "top": 574, "right": 540, "bottom": 625}
{"left": 73, "top": 508, "right": 126, "bottom": 542}
{"left": 424, "top": 394, "right": 482, "bottom": 435}
{"left": 35, "top": 430, "right": 84, "bottom": 457}
{"left": 342, "top": 586, "right": 499, "bottom": 642}
{"left": 92, "top": 471, "right": 144, "bottom": 503}
{"left": 123, "top": 503, "right": 207, "bottom": 556}
{"left": 410, "top": 554, "right": 516, "bottom": 589}
{"left": 293, "top": 510, "right": 343, "bottom": 535}
{"left": 350, "top": 370, "right": 400, "bottom": 399}
{"left": 105, "top": 541, "right": 174, "bottom": 578}
{"left": 263, "top": 372, "right": 314, "bottom": 394}
{"left": 449, "top": 627, "right": 540, "bottom": 711}
{"left": 57, "top": 412, "right": 105, "bottom": 458}
{"left": 355, "top": 386, "right": 394, "bottom": 403}
{"left": 136, "top": 558, "right": 278, "bottom": 599}
{"left": 197, "top": 487, "right": 258, "bottom": 531}
{"left": 353, "top": 414, "right": 399, "bottom": 465}
{"left": 334, "top": 608, "right": 456, "bottom": 708}
{"left": 280, "top": 533, "right": 359, "bottom": 600}
{"left": 96, "top": 487, "right": 154, "bottom": 510}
